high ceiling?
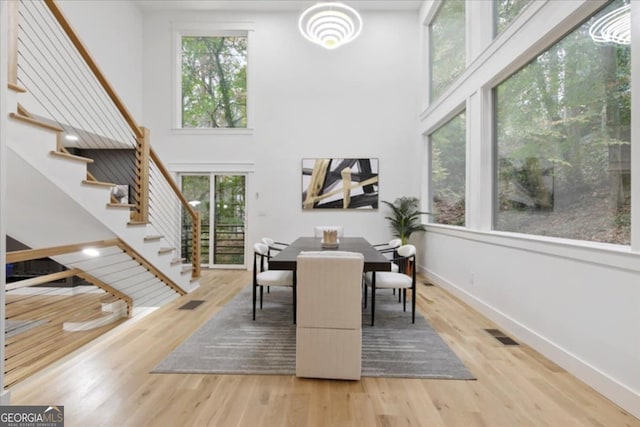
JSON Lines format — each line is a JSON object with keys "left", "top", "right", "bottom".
{"left": 135, "top": 1, "right": 422, "bottom": 12}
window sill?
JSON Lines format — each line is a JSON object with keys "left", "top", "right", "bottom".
{"left": 171, "top": 128, "right": 255, "bottom": 136}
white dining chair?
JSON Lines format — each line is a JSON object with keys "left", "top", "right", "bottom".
{"left": 252, "top": 243, "right": 295, "bottom": 323}
{"left": 296, "top": 251, "right": 364, "bottom": 380}
{"left": 314, "top": 226, "right": 344, "bottom": 238}
{"left": 364, "top": 244, "right": 417, "bottom": 326}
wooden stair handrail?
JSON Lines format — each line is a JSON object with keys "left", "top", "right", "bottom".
{"left": 75, "top": 271, "right": 133, "bottom": 318}
{"left": 115, "top": 240, "right": 187, "bottom": 296}
{"left": 43, "top": 0, "right": 143, "bottom": 140}
{"left": 6, "top": 239, "right": 120, "bottom": 263}
{"left": 149, "top": 148, "right": 198, "bottom": 221}
{"left": 5, "top": 269, "right": 82, "bottom": 291}
{"left": 6, "top": 237, "right": 184, "bottom": 301}
{"left": 149, "top": 148, "right": 201, "bottom": 278}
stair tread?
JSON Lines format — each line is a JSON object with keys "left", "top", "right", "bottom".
{"left": 107, "top": 203, "right": 135, "bottom": 208}
{"left": 144, "top": 235, "right": 163, "bottom": 241}
{"left": 158, "top": 247, "right": 174, "bottom": 254}
{"left": 171, "top": 258, "right": 186, "bottom": 265}
{"left": 8, "top": 82, "right": 27, "bottom": 93}
{"left": 82, "top": 179, "right": 115, "bottom": 188}
{"left": 50, "top": 150, "right": 94, "bottom": 164}
{"left": 9, "top": 112, "right": 63, "bottom": 132}
{"left": 127, "top": 220, "right": 149, "bottom": 226}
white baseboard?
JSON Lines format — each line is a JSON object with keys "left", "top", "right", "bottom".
{"left": 0, "top": 390, "right": 10, "bottom": 404}
{"left": 418, "top": 264, "right": 640, "bottom": 420}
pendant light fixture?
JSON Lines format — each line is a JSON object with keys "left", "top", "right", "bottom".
{"left": 298, "top": 2, "right": 363, "bottom": 50}
{"left": 589, "top": 4, "right": 631, "bottom": 45}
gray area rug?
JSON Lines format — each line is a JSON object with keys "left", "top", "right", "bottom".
{"left": 6, "top": 319, "right": 48, "bottom": 338}
{"left": 153, "top": 285, "right": 475, "bottom": 380}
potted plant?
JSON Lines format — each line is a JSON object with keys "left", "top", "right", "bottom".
{"left": 382, "top": 197, "right": 429, "bottom": 244}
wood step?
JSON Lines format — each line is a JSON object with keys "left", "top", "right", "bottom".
{"left": 144, "top": 235, "right": 163, "bottom": 242}
{"left": 158, "top": 247, "right": 174, "bottom": 255}
{"left": 127, "top": 220, "right": 149, "bottom": 226}
{"left": 17, "top": 103, "right": 32, "bottom": 117}
{"left": 106, "top": 203, "right": 135, "bottom": 209}
{"left": 181, "top": 266, "right": 193, "bottom": 275}
{"left": 50, "top": 150, "right": 94, "bottom": 164}
{"left": 8, "top": 82, "right": 27, "bottom": 93}
{"left": 9, "top": 112, "right": 63, "bottom": 133}
{"left": 171, "top": 257, "right": 186, "bottom": 266}
{"left": 82, "top": 179, "right": 115, "bottom": 188}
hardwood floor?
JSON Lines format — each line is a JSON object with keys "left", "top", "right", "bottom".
{"left": 8, "top": 270, "right": 639, "bottom": 427}
{"left": 4, "top": 291, "right": 126, "bottom": 387}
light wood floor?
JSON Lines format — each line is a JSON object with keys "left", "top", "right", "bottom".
{"left": 5, "top": 291, "right": 126, "bottom": 387}
{"left": 8, "top": 270, "right": 640, "bottom": 427}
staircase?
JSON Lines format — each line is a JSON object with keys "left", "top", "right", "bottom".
{"left": 5, "top": 86, "right": 198, "bottom": 314}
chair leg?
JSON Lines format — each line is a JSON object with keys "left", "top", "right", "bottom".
{"left": 267, "top": 286, "right": 270, "bottom": 293}
{"left": 412, "top": 283, "right": 416, "bottom": 324}
{"left": 403, "top": 288, "right": 407, "bottom": 312}
{"left": 293, "top": 283, "right": 298, "bottom": 325}
{"left": 260, "top": 286, "right": 263, "bottom": 309}
{"left": 371, "top": 280, "right": 376, "bottom": 327}
{"left": 398, "top": 288, "right": 401, "bottom": 303}
{"left": 363, "top": 281, "right": 368, "bottom": 308}
{"left": 252, "top": 283, "right": 257, "bottom": 320}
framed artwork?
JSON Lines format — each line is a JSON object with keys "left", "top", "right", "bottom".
{"left": 301, "top": 158, "right": 379, "bottom": 209}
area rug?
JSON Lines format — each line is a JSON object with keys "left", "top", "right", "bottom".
{"left": 6, "top": 319, "right": 48, "bottom": 338}
{"left": 152, "top": 285, "right": 475, "bottom": 380}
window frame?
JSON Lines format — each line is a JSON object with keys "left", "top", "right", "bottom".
{"left": 172, "top": 22, "right": 254, "bottom": 134}
{"left": 428, "top": 108, "right": 468, "bottom": 227}
{"left": 490, "top": 0, "right": 632, "bottom": 245}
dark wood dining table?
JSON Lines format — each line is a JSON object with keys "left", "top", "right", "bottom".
{"left": 268, "top": 237, "right": 392, "bottom": 272}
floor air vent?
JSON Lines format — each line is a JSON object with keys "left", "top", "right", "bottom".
{"left": 179, "top": 300, "right": 205, "bottom": 310}
{"left": 485, "top": 328, "right": 519, "bottom": 346}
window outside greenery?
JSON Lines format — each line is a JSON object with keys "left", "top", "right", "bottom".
{"left": 213, "top": 175, "right": 245, "bottom": 265}
{"left": 430, "top": 0, "right": 465, "bottom": 102}
{"left": 431, "top": 112, "right": 466, "bottom": 226}
{"left": 495, "top": 0, "right": 531, "bottom": 36}
{"left": 181, "top": 175, "right": 210, "bottom": 264}
{"left": 495, "top": 0, "right": 631, "bottom": 244}
{"left": 181, "top": 36, "right": 247, "bottom": 128}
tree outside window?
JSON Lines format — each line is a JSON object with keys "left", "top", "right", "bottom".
{"left": 495, "top": 0, "right": 531, "bottom": 36}
{"left": 430, "top": 112, "right": 466, "bottom": 226}
{"left": 495, "top": 0, "right": 631, "bottom": 244}
{"left": 430, "top": 0, "right": 465, "bottom": 102}
{"left": 181, "top": 36, "right": 247, "bottom": 128}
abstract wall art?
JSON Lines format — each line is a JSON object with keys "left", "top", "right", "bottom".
{"left": 301, "top": 158, "right": 379, "bottom": 209}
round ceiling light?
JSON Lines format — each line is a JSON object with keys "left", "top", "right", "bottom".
{"left": 589, "top": 4, "right": 631, "bottom": 45}
{"left": 299, "top": 2, "right": 363, "bottom": 50}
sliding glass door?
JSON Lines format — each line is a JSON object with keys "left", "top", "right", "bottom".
{"left": 180, "top": 173, "right": 247, "bottom": 269}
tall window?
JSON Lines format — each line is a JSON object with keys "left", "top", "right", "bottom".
{"left": 495, "top": 0, "right": 631, "bottom": 244}
{"left": 180, "top": 34, "right": 248, "bottom": 128}
{"left": 429, "top": 0, "right": 465, "bottom": 102}
{"left": 430, "top": 112, "right": 466, "bottom": 226}
{"left": 495, "top": 0, "right": 531, "bottom": 36}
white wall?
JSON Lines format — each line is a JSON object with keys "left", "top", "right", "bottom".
{"left": 419, "top": 0, "right": 640, "bottom": 418}
{"left": 0, "top": 0, "right": 9, "bottom": 401}
{"left": 142, "top": 10, "right": 421, "bottom": 251}
{"left": 57, "top": 0, "right": 144, "bottom": 119}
